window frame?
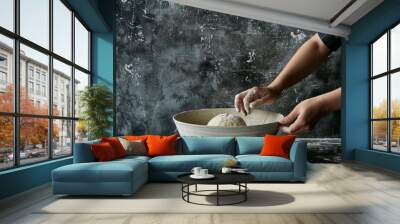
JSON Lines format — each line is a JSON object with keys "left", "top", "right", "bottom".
{"left": 0, "top": 0, "right": 92, "bottom": 171}
{"left": 370, "top": 20, "right": 400, "bottom": 154}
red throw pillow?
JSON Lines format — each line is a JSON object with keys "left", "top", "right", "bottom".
{"left": 91, "top": 142, "right": 118, "bottom": 161}
{"left": 259, "top": 134, "right": 296, "bottom": 159}
{"left": 101, "top": 137, "right": 127, "bottom": 158}
{"left": 124, "top": 135, "right": 148, "bottom": 141}
{"left": 146, "top": 135, "right": 178, "bottom": 157}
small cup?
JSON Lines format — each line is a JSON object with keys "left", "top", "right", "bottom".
{"left": 221, "top": 167, "right": 232, "bottom": 174}
{"left": 191, "top": 167, "right": 202, "bottom": 176}
{"left": 199, "top": 169, "right": 208, "bottom": 176}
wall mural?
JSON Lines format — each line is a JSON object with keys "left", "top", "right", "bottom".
{"left": 115, "top": 0, "right": 341, "bottom": 145}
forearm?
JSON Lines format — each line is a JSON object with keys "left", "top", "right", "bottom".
{"left": 314, "top": 87, "right": 341, "bottom": 112}
{"left": 268, "top": 34, "right": 331, "bottom": 93}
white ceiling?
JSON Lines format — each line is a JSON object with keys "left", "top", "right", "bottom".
{"left": 226, "top": 0, "right": 352, "bottom": 22}
{"left": 171, "top": 0, "right": 384, "bottom": 37}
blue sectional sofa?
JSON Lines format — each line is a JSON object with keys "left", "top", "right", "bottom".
{"left": 52, "top": 137, "right": 307, "bottom": 196}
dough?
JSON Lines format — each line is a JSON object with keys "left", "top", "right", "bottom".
{"left": 207, "top": 113, "right": 247, "bottom": 127}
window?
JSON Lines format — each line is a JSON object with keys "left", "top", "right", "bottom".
{"left": 0, "top": 0, "right": 14, "bottom": 32}
{"left": 28, "top": 81, "right": 34, "bottom": 94}
{"left": 74, "top": 18, "right": 90, "bottom": 70}
{"left": 35, "top": 70, "right": 41, "bottom": 81}
{"left": 0, "top": 0, "right": 91, "bottom": 170}
{"left": 0, "top": 71, "right": 6, "bottom": 85}
{"left": 20, "top": 0, "right": 49, "bottom": 48}
{"left": 74, "top": 69, "right": 89, "bottom": 118}
{"left": 35, "top": 84, "right": 40, "bottom": 95}
{"left": 42, "top": 85, "right": 46, "bottom": 97}
{"left": 0, "top": 34, "right": 13, "bottom": 113}
{"left": 28, "top": 67, "right": 34, "bottom": 80}
{"left": 0, "top": 116, "right": 13, "bottom": 170}
{"left": 370, "top": 23, "right": 400, "bottom": 154}
{"left": 53, "top": 119, "right": 72, "bottom": 158}
{"left": 53, "top": 59, "right": 72, "bottom": 117}
{"left": 0, "top": 55, "right": 7, "bottom": 67}
{"left": 53, "top": 0, "right": 72, "bottom": 60}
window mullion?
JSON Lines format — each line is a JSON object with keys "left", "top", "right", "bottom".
{"left": 388, "top": 30, "right": 391, "bottom": 152}
{"left": 71, "top": 10, "right": 76, "bottom": 155}
{"left": 370, "top": 44, "right": 373, "bottom": 149}
{"left": 48, "top": 0, "right": 54, "bottom": 160}
{"left": 13, "top": 0, "right": 21, "bottom": 167}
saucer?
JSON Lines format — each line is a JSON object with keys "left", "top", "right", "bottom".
{"left": 190, "top": 174, "right": 215, "bottom": 179}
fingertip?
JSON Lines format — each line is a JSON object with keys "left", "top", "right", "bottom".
{"left": 279, "top": 126, "right": 290, "bottom": 134}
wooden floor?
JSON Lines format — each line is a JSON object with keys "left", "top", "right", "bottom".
{"left": 1, "top": 162, "right": 400, "bottom": 224}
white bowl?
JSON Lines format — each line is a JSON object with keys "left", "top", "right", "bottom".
{"left": 173, "top": 108, "right": 284, "bottom": 137}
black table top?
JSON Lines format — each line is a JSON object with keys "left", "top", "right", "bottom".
{"left": 177, "top": 172, "right": 255, "bottom": 185}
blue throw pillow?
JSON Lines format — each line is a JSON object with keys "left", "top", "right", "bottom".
{"left": 181, "top": 137, "right": 235, "bottom": 155}
{"left": 236, "top": 137, "right": 264, "bottom": 155}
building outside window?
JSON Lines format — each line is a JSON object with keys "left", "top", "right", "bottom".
{"left": 28, "top": 81, "right": 34, "bottom": 94}
{"left": 370, "top": 23, "right": 400, "bottom": 153}
{"left": 35, "top": 83, "right": 40, "bottom": 95}
{"left": 0, "top": 54, "right": 7, "bottom": 67}
{"left": 0, "top": 0, "right": 91, "bottom": 170}
{"left": 41, "top": 85, "right": 46, "bottom": 97}
{"left": 41, "top": 73, "right": 46, "bottom": 83}
{"left": 0, "top": 71, "right": 6, "bottom": 84}
{"left": 0, "top": 54, "right": 7, "bottom": 89}
{"left": 28, "top": 66, "right": 34, "bottom": 79}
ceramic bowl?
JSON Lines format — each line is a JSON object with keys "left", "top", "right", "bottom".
{"left": 173, "top": 108, "right": 283, "bottom": 137}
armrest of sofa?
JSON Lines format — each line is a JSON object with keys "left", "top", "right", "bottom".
{"left": 73, "top": 140, "right": 100, "bottom": 163}
{"left": 289, "top": 140, "right": 307, "bottom": 181}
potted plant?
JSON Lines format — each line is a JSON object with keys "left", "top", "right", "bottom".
{"left": 79, "top": 84, "right": 113, "bottom": 140}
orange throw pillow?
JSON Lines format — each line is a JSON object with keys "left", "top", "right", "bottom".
{"left": 259, "top": 135, "right": 296, "bottom": 159}
{"left": 91, "top": 142, "right": 118, "bottom": 161}
{"left": 146, "top": 135, "right": 178, "bottom": 157}
{"left": 101, "top": 137, "right": 127, "bottom": 158}
{"left": 124, "top": 135, "right": 148, "bottom": 141}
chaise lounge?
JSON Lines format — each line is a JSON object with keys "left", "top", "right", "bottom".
{"left": 52, "top": 137, "right": 307, "bottom": 196}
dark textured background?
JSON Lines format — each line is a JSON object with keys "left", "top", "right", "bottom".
{"left": 115, "top": 0, "right": 341, "bottom": 137}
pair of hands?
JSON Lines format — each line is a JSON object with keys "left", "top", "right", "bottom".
{"left": 234, "top": 86, "right": 328, "bottom": 134}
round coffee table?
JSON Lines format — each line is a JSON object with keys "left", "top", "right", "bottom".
{"left": 177, "top": 173, "right": 255, "bottom": 206}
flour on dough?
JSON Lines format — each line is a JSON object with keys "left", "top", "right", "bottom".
{"left": 207, "top": 113, "right": 247, "bottom": 127}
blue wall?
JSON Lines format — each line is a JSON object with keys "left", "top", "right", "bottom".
{"left": 91, "top": 31, "right": 114, "bottom": 136}
{"left": 92, "top": 32, "right": 114, "bottom": 89}
{"left": 344, "top": 0, "right": 400, "bottom": 170}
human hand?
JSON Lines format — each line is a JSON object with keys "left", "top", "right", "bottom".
{"left": 279, "top": 88, "right": 341, "bottom": 134}
{"left": 234, "top": 86, "right": 281, "bottom": 115}
{"left": 279, "top": 97, "right": 327, "bottom": 134}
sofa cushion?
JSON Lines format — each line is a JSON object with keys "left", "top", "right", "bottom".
{"left": 260, "top": 135, "right": 296, "bottom": 159}
{"left": 118, "top": 138, "right": 147, "bottom": 156}
{"left": 236, "top": 155, "right": 293, "bottom": 172}
{"left": 101, "top": 137, "right": 127, "bottom": 158}
{"left": 53, "top": 158, "right": 147, "bottom": 183}
{"left": 181, "top": 137, "right": 235, "bottom": 155}
{"left": 91, "top": 142, "right": 118, "bottom": 161}
{"left": 147, "top": 135, "right": 178, "bottom": 157}
{"left": 236, "top": 137, "right": 263, "bottom": 155}
{"left": 149, "top": 154, "right": 235, "bottom": 172}
{"left": 115, "top": 155, "right": 150, "bottom": 163}
{"left": 124, "top": 135, "right": 148, "bottom": 141}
